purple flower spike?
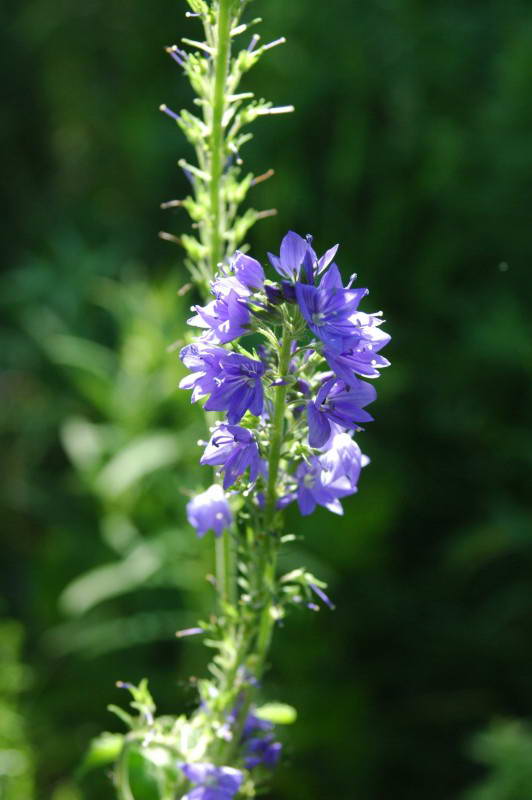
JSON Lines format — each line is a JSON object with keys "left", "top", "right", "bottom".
{"left": 181, "top": 762, "right": 243, "bottom": 800}
{"left": 186, "top": 485, "right": 233, "bottom": 538}
{"left": 231, "top": 251, "right": 265, "bottom": 290}
{"left": 202, "top": 352, "right": 265, "bottom": 424}
{"left": 267, "top": 231, "right": 312, "bottom": 280}
{"left": 307, "top": 377, "right": 376, "bottom": 448}
{"left": 201, "top": 424, "right": 264, "bottom": 489}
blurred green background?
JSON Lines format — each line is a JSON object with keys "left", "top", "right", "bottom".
{"left": 2, "top": 0, "right": 532, "bottom": 797}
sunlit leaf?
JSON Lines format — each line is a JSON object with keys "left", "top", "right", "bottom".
{"left": 255, "top": 702, "right": 297, "bottom": 725}
{"left": 60, "top": 416, "right": 105, "bottom": 471}
{"left": 77, "top": 732, "right": 123, "bottom": 776}
{"left": 58, "top": 544, "right": 161, "bottom": 616}
{"left": 94, "top": 431, "right": 182, "bottom": 498}
{"left": 43, "top": 333, "right": 116, "bottom": 379}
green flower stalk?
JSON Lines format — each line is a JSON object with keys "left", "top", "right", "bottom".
{"left": 101, "top": 2, "right": 391, "bottom": 798}
{"left": 159, "top": 0, "right": 294, "bottom": 670}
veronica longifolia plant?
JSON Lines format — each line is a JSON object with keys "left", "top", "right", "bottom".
{"left": 107, "top": 3, "right": 390, "bottom": 799}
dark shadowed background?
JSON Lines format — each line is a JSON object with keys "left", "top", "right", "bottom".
{"left": 2, "top": 0, "right": 532, "bottom": 798}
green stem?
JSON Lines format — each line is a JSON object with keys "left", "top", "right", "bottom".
{"left": 209, "top": 0, "right": 233, "bottom": 275}
{"left": 215, "top": 524, "right": 236, "bottom": 607}
{"left": 255, "top": 320, "right": 294, "bottom": 666}
{"left": 115, "top": 742, "right": 135, "bottom": 800}
{"left": 265, "top": 324, "right": 294, "bottom": 526}
{"left": 218, "top": 324, "right": 294, "bottom": 763}
{"left": 207, "top": 2, "right": 237, "bottom": 613}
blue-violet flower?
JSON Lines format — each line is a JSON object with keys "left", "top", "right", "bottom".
{"left": 188, "top": 289, "right": 250, "bottom": 345}
{"left": 179, "top": 342, "right": 227, "bottom": 402}
{"left": 307, "top": 377, "right": 376, "bottom": 448}
{"left": 202, "top": 352, "right": 265, "bottom": 423}
{"left": 267, "top": 230, "right": 310, "bottom": 280}
{"left": 200, "top": 424, "right": 263, "bottom": 489}
{"left": 180, "top": 762, "right": 243, "bottom": 800}
{"left": 186, "top": 485, "right": 233, "bottom": 538}
{"left": 180, "top": 348, "right": 265, "bottom": 424}
{"left": 324, "top": 311, "right": 391, "bottom": 381}
{"left": 295, "top": 266, "right": 369, "bottom": 353}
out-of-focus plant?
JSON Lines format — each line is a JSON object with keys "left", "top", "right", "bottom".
{"left": 0, "top": 620, "right": 34, "bottom": 800}
{"left": 38, "top": 271, "right": 212, "bottom": 657}
{"left": 2, "top": 239, "right": 224, "bottom": 796}
{"left": 464, "top": 719, "right": 532, "bottom": 800}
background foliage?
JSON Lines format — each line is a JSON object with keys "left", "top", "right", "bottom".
{"left": 2, "top": 0, "right": 532, "bottom": 797}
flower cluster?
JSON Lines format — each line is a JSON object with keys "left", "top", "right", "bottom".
{"left": 241, "top": 712, "right": 282, "bottom": 771}
{"left": 180, "top": 762, "right": 243, "bottom": 800}
{"left": 180, "top": 231, "right": 390, "bottom": 536}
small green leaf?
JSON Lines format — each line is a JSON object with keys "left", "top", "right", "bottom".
{"left": 107, "top": 704, "right": 134, "bottom": 729}
{"left": 77, "top": 732, "right": 123, "bottom": 776}
{"left": 255, "top": 702, "right": 297, "bottom": 725}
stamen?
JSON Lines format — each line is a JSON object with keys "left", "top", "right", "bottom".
{"left": 158, "top": 231, "right": 182, "bottom": 245}
{"left": 256, "top": 105, "right": 295, "bottom": 116}
{"left": 252, "top": 168, "right": 275, "bottom": 185}
{"left": 248, "top": 33, "right": 260, "bottom": 52}
{"left": 256, "top": 208, "right": 277, "bottom": 219}
{"left": 261, "top": 36, "right": 286, "bottom": 52}
{"left": 159, "top": 103, "right": 179, "bottom": 121}
{"left": 165, "top": 45, "right": 187, "bottom": 66}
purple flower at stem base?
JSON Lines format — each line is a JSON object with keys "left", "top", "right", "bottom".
{"left": 186, "top": 485, "right": 233, "bottom": 538}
